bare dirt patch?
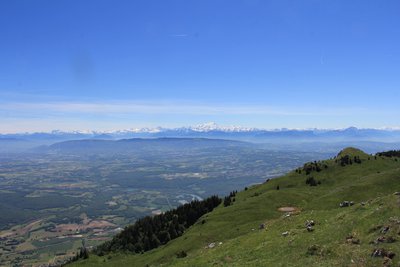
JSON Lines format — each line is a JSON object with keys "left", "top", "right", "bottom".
{"left": 55, "top": 220, "right": 115, "bottom": 232}
{"left": 278, "top": 207, "right": 299, "bottom": 212}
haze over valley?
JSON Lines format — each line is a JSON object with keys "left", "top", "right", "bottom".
{"left": 1, "top": 136, "right": 332, "bottom": 265}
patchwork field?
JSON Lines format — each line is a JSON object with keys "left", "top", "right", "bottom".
{"left": 0, "top": 144, "right": 329, "bottom": 266}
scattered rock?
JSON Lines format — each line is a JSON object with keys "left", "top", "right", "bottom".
{"left": 305, "top": 220, "right": 315, "bottom": 227}
{"left": 381, "top": 226, "right": 390, "bottom": 234}
{"left": 207, "top": 242, "right": 216, "bottom": 249}
{"left": 371, "top": 248, "right": 395, "bottom": 259}
{"left": 394, "top": 192, "right": 400, "bottom": 196}
{"left": 373, "top": 236, "right": 396, "bottom": 244}
{"left": 282, "top": 231, "right": 289, "bottom": 236}
{"left": 305, "top": 220, "right": 315, "bottom": 232}
{"left": 340, "top": 201, "right": 354, "bottom": 207}
{"left": 377, "top": 236, "right": 386, "bottom": 243}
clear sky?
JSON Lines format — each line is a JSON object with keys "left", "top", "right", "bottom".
{"left": 1, "top": 0, "right": 400, "bottom": 133}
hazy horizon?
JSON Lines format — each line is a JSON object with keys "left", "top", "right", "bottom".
{"left": 2, "top": 122, "right": 400, "bottom": 135}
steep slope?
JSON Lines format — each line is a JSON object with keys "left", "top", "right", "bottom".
{"left": 69, "top": 148, "right": 400, "bottom": 267}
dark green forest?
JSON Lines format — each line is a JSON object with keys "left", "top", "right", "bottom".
{"left": 94, "top": 195, "right": 221, "bottom": 256}
{"left": 377, "top": 150, "right": 400, "bottom": 158}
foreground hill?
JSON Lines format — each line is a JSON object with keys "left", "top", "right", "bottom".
{"left": 70, "top": 148, "right": 400, "bottom": 266}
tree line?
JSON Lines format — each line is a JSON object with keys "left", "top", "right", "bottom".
{"left": 335, "top": 155, "right": 362, "bottom": 166}
{"left": 94, "top": 195, "right": 221, "bottom": 256}
{"left": 377, "top": 150, "right": 400, "bottom": 158}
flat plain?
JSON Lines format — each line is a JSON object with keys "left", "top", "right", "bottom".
{"left": 0, "top": 144, "right": 329, "bottom": 266}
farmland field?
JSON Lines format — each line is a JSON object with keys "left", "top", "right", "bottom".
{"left": 0, "top": 145, "right": 330, "bottom": 266}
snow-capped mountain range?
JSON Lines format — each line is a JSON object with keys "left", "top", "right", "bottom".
{"left": 1, "top": 122, "right": 400, "bottom": 142}
{"left": 78, "top": 122, "right": 257, "bottom": 135}
{"left": 2, "top": 122, "right": 400, "bottom": 153}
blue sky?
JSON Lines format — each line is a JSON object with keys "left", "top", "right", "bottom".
{"left": 1, "top": 0, "right": 400, "bottom": 132}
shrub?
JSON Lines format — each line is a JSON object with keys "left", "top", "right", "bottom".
{"left": 176, "top": 250, "right": 187, "bottom": 258}
{"left": 306, "top": 176, "right": 320, "bottom": 186}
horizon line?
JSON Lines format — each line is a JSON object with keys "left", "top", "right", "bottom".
{"left": 1, "top": 124, "right": 400, "bottom": 135}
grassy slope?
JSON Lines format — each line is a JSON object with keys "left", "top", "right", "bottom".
{"left": 71, "top": 148, "right": 400, "bottom": 267}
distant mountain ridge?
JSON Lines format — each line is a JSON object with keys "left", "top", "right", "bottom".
{"left": 2, "top": 123, "right": 400, "bottom": 153}
{"left": 39, "top": 137, "right": 250, "bottom": 154}
{"left": 2, "top": 123, "right": 400, "bottom": 143}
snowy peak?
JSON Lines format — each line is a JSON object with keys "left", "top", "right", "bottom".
{"left": 188, "top": 122, "right": 255, "bottom": 132}
{"left": 2, "top": 124, "right": 400, "bottom": 142}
